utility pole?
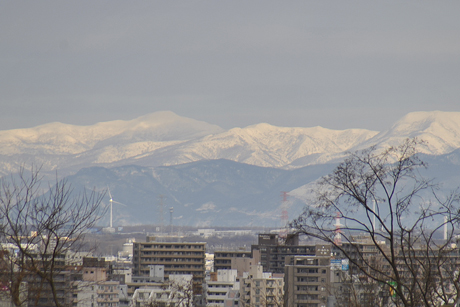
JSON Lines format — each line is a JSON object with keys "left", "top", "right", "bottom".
{"left": 158, "top": 195, "right": 164, "bottom": 233}
{"left": 170, "top": 207, "right": 174, "bottom": 234}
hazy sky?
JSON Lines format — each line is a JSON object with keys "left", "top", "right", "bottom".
{"left": 2, "top": 1, "right": 460, "bottom": 131}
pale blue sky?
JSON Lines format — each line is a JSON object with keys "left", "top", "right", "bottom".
{"left": 2, "top": 1, "right": 460, "bottom": 131}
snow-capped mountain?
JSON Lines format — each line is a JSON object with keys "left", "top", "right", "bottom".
{"left": 0, "top": 111, "right": 224, "bottom": 176}
{"left": 0, "top": 111, "right": 225, "bottom": 156}
{"left": 2, "top": 110, "right": 460, "bottom": 226}
{"left": 353, "top": 111, "right": 460, "bottom": 154}
{"left": 113, "top": 123, "right": 378, "bottom": 169}
{"left": 1, "top": 110, "right": 460, "bottom": 178}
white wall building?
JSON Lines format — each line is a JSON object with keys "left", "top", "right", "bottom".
{"left": 74, "top": 281, "right": 120, "bottom": 307}
{"left": 130, "top": 275, "right": 194, "bottom": 307}
{"left": 207, "top": 270, "right": 239, "bottom": 307}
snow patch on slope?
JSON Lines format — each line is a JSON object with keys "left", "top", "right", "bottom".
{"left": 1, "top": 110, "right": 460, "bottom": 177}
{"left": 0, "top": 111, "right": 223, "bottom": 160}
{"left": 151, "top": 123, "right": 378, "bottom": 168}
{"left": 354, "top": 111, "right": 460, "bottom": 155}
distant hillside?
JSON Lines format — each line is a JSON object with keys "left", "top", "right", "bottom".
{"left": 66, "top": 159, "right": 337, "bottom": 227}
{"left": 63, "top": 148, "right": 460, "bottom": 227}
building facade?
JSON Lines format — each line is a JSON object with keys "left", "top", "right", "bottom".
{"left": 132, "top": 237, "right": 206, "bottom": 285}
{"left": 284, "top": 255, "right": 332, "bottom": 307}
{"left": 206, "top": 270, "right": 239, "bottom": 307}
{"left": 213, "top": 251, "right": 252, "bottom": 272}
{"left": 251, "top": 234, "right": 330, "bottom": 275}
{"left": 239, "top": 264, "right": 284, "bottom": 307}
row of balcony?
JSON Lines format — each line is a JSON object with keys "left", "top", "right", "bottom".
{"left": 137, "top": 245, "right": 204, "bottom": 250}
{"left": 140, "top": 256, "right": 202, "bottom": 261}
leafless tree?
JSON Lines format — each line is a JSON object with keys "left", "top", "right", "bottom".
{"left": 0, "top": 166, "right": 105, "bottom": 307}
{"left": 291, "top": 138, "right": 460, "bottom": 307}
{"left": 169, "top": 278, "right": 196, "bottom": 307}
{"left": 330, "top": 270, "right": 388, "bottom": 307}
{"left": 145, "top": 277, "right": 196, "bottom": 307}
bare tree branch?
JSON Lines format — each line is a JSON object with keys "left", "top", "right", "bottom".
{"left": 291, "top": 138, "right": 460, "bottom": 307}
{"left": 0, "top": 166, "right": 106, "bottom": 307}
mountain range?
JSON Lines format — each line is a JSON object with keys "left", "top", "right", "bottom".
{"left": 2, "top": 110, "right": 460, "bottom": 227}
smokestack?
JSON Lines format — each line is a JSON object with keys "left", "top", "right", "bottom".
{"left": 334, "top": 212, "right": 342, "bottom": 246}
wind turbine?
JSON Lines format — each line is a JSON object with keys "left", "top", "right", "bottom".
{"left": 107, "top": 186, "right": 127, "bottom": 230}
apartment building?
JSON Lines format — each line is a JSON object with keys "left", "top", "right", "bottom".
{"left": 74, "top": 281, "right": 120, "bottom": 307}
{"left": 251, "top": 233, "right": 330, "bottom": 274}
{"left": 73, "top": 257, "right": 120, "bottom": 307}
{"left": 284, "top": 255, "right": 332, "bottom": 307}
{"left": 132, "top": 236, "right": 206, "bottom": 285}
{"left": 239, "top": 264, "right": 284, "bottom": 307}
{"left": 213, "top": 251, "right": 252, "bottom": 271}
{"left": 24, "top": 253, "right": 71, "bottom": 307}
{"left": 0, "top": 282, "right": 27, "bottom": 307}
{"left": 81, "top": 257, "right": 108, "bottom": 282}
{"left": 206, "top": 270, "right": 239, "bottom": 307}
{"left": 130, "top": 275, "right": 194, "bottom": 307}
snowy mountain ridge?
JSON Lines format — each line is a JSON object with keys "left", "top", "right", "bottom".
{"left": 353, "top": 111, "right": 460, "bottom": 155}
{"left": 0, "top": 111, "right": 224, "bottom": 155}
{"left": 145, "top": 123, "right": 379, "bottom": 169}
{"left": 1, "top": 110, "right": 459, "bottom": 177}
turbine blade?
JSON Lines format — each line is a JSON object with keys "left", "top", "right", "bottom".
{"left": 107, "top": 185, "right": 113, "bottom": 200}
{"left": 113, "top": 200, "right": 128, "bottom": 207}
